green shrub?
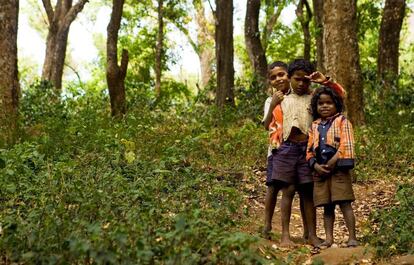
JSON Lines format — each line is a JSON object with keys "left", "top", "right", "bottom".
{"left": 366, "top": 183, "right": 414, "bottom": 258}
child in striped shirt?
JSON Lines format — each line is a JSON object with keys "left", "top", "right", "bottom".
{"left": 307, "top": 86, "right": 358, "bottom": 248}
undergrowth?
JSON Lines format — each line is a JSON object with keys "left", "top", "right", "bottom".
{"left": 1, "top": 78, "right": 413, "bottom": 263}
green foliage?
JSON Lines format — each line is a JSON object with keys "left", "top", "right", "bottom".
{"left": 354, "top": 69, "right": 414, "bottom": 181}
{"left": 0, "top": 83, "right": 270, "bottom": 263}
{"left": 357, "top": 0, "right": 382, "bottom": 69}
{"left": 366, "top": 183, "right": 414, "bottom": 258}
{"left": 265, "top": 23, "right": 303, "bottom": 63}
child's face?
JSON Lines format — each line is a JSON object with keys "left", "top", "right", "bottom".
{"left": 317, "top": 93, "right": 337, "bottom": 119}
{"left": 289, "top": 70, "right": 311, "bottom": 95}
{"left": 268, "top": 66, "right": 289, "bottom": 94}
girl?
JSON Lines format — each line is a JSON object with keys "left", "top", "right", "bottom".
{"left": 306, "top": 86, "right": 358, "bottom": 248}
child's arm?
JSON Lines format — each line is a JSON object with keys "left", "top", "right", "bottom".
{"left": 306, "top": 71, "right": 346, "bottom": 98}
{"left": 336, "top": 119, "right": 355, "bottom": 169}
{"left": 263, "top": 91, "right": 284, "bottom": 130}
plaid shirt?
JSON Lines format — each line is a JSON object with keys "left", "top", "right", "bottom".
{"left": 307, "top": 113, "right": 355, "bottom": 169}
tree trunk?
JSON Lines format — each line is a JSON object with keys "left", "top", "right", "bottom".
{"left": 296, "top": 0, "right": 312, "bottom": 61}
{"left": 0, "top": 0, "right": 20, "bottom": 146}
{"left": 313, "top": 0, "right": 325, "bottom": 72}
{"left": 245, "top": 0, "right": 268, "bottom": 86}
{"left": 323, "top": 0, "right": 365, "bottom": 125}
{"left": 215, "top": 0, "right": 234, "bottom": 107}
{"left": 195, "top": 1, "right": 215, "bottom": 88}
{"left": 41, "top": 0, "right": 88, "bottom": 90}
{"left": 106, "top": 0, "right": 128, "bottom": 117}
{"left": 377, "top": 0, "right": 406, "bottom": 100}
{"left": 155, "top": 0, "right": 164, "bottom": 97}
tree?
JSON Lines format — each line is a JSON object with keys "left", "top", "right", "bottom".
{"left": 377, "top": 0, "right": 406, "bottom": 100}
{"left": 295, "top": 0, "right": 312, "bottom": 61}
{"left": 155, "top": 0, "right": 164, "bottom": 97}
{"left": 41, "top": 0, "right": 88, "bottom": 90}
{"left": 245, "top": 0, "right": 268, "bottom": 85}
{"left": 106, "top": 0, "right": 128, "bottom": 117}
{"left": 261, "top": 0, "right": 286, "bottom": 53}
{"left": 0, "top": 0, "right": 20, "bottom": 146}
{"left": 194, "top": 0, "right": 215, "bottom": 88}
{"left": 167, "top": 0, "right": 215, "bottom": 89}
{"left": 215, "top": 0, "right": 234, "bottom": 106}
{"left": 312, "top": 0, "right": 324, "bottom": 72}
{"left": 323, "top": 0, "right": 365, "bottom": 125}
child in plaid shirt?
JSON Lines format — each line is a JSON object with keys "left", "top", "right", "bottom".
{"left": 307, "top": 86, "right": 358, "bottom": 248}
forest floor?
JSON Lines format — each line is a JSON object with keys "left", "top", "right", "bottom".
{"left": 240, "top": 170, "right": 414, "bottom": 265}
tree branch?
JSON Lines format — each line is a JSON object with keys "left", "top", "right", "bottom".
{"left": 41, "top": 0, "right": 55, "bottom": 23}
{"left": 166, "top": 18, "right": 199, "bottom": 55}
{"left": 61, "top": 0, "right": 89, "bottom": 31}
{"left": 263, "top": 0, "right": 284, "bottom": 50}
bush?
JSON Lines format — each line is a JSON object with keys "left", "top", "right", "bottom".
{"left": 0, "top": 84, "right": 267, "bottom": 264}
{"left": 366, "top": 183, "right": 414, "bottom": 258}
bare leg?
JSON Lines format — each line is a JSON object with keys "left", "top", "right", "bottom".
{"left": 299, "top": 192, "right": 309, "bottom": 240}
{"left": 320, "top": 204, "right": 335, "bottom": 247}
{"left": 280, "top": 184, "right": 296, "bottom": 247}
{"left": 263, "top": 185, "right": 280, "bottom": 238}
{"left": 339, "top": 202, "right": 358, "bottom": 247}
{"left": 299, "top": 184, "right": 322, "bottom": 246}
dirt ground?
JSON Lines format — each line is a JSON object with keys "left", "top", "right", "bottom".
{"left": 241, "top": 170, "right": 413, "bottom": 264}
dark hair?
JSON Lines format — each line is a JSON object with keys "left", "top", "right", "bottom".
{"left": 287, "top": 59, "right": 315, "bottom": 77}
{"left": 310, "top": 86, "right": 344, "bottom": 120}
{"left": 268, "top": 61, "right": 288, "bottom": 74}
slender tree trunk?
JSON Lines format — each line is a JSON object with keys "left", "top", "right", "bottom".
{"left": 195, "top": 1, "right": 215, "bottom": 88}
{"left": 245, "top": 0, "right": 268, "bottom": 86}
{"left": 313, "top": 0, "right": 325, "bottom": 72}
{"left": 155, "top": 0, "right": 164, "bottom": 97}
{"left": 0, "top": 0, "right": 20, "bottom": 146}
{"left": 377, "top": 0, "right": 406, "bottom": 100}
{"left": 215, "top": 0, "right": 234, "bottom": 107}
{"left": 262, "top": 0, "right": 284, "bottom": 52}
{"left": 296, "top": 0, "right": 312, "bottom": 61}
{"left": 106, "top": 0, "right": 128, "bottom": 117}
{"left": 41, "top": 0, "right": 88, "bottom": 90}
{"left": 323, "top": 0, "right": 365, "bottom": 125}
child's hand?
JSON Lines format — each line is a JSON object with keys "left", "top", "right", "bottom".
{"left": 326, "top": 154, "right": 338, "bottom": 170}
{"left": 270, "top": 90, "right": 284, "bottom": 107}
{"left": 314, "top": 163, "right": 331, "bottom": 176}
{"left": 305, "top": 71, "right": 328, "bottom": 84}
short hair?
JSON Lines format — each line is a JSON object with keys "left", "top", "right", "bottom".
{"left": 287, "top": 59, "right": 315, "bottom": 78}
{"left": 310, "top": 86, "right": 344, "bottom": 120}
{"left": 268, "top": 61, "right": 288, "bottom": 75}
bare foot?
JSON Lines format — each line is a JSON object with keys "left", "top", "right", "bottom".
{"left": 308, "top": 236, "right": 324, "bottom": 247}
{"left": 261, "top": 227, "right": 272, "bottom": 240}
{"left": 317, "top": 240, "right": 333, "bottom": 249}
{"left": 280, "top": 237, "right": 296, "bottom": 248}
{"left": 347, "top": 239, "right": 358, "bottom": 247}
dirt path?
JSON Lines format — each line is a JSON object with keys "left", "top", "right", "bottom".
{"left": 240, "top": 170, "right": 409, "bottom": 264}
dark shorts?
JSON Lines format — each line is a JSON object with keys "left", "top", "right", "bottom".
{"left": 271, "top": 141, "right": 313, "bottom": 185}
{"left": 313, "top": 170, "right": 355, "bottom": 207}
{"left": 265, "top": 154, "right": 287, "bottom": 187}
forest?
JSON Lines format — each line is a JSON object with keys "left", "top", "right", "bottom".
{"left": 0, "top": 0, "right": 413, "bottom": 264}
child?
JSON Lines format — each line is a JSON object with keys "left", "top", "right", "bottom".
{"left": 262, "top": 61, "right": 289, "bottom": 238}
{"left": 307, "top": 86, "right": 358, "bottom": 248}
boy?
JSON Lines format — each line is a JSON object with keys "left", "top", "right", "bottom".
{"left": 262, "top": 61, "right": 290, "bottom": 238}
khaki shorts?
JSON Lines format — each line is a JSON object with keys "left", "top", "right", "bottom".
{"left": 313, "top": 170, "right": 355, "bottom": 207}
